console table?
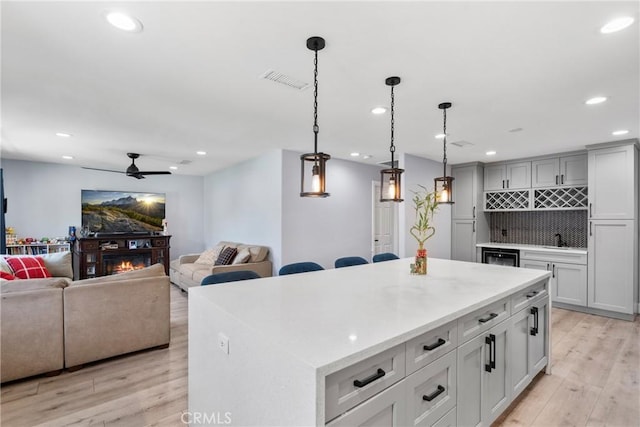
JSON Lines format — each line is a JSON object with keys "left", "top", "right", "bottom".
{"left": 73, "top": 234, "right": 170, "bottom": 280}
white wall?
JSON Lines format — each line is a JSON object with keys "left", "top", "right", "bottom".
{"left": 203, "top": 150, "right": 283, "bottom": 271}
{"left": 399, "top": 153, "right": 452, "bottom": 260}
{"left": 1, "top": 159, "right": 204, "bottom": 258}
{"left": 281, "top": 150, "right": 382, "bottom": 269}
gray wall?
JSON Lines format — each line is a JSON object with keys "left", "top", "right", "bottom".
{"left": 281, "top": 150, "right": 383, "bottom": 269}
{"left": 203, "top": 150, "right": 283, "bottom": 271}
{"left": 1, "top": 159, "right": 204, "bottom": 258}
{"left": 400, "top": 153, "right": 452, "bottom": 260}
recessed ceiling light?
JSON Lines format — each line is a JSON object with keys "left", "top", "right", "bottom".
{"left": 169, "top": 166, "right": 178, "bottom": 170}
{"left": 62, "top": 155, "right": 74, "bottom": 160}
{"left": 362, "top": 155, "right": 372, "bottom": 160}
{"left": 486, "top": 151, "right": 497, "bottom": 156}
{"left": 371, "top": 106, "right": 387, "bottom": 115}
{"left": 56, "top": 132, "right": 72, "bottom": 138}
{"left": 612, "top": 129, "right": 629, "bottom": 136}
{"left": 435, "top": 133, "right": 446, "bottom": 139}
{"left": 196, "top": 151, "right": 207, "bottom": 156}
{"left": 585, "top": 96, "right": 607, "bottom": 105}
{"left": 104, "top": 11, "right": 143, "bottom": 32}
{"left": 350, "top": 152, "right": 360, "bottom": 157}
{"left": 600, "top": 17, "right": 635, "bottom": 34}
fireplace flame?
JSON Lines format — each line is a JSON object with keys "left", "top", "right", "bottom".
{"left": 114, "top": 260, "right": 146, "bottom": 274}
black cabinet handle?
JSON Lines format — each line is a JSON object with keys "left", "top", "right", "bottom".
{"left": 473, "top": 221, "right": 476, "bottom": 233}
{"left": 555, "top": 175, "right": 559, "bottom": 185}
{"left": 423, "top": 338, "right": 446, "bottom": 351}
{"left": 507, "top": 179, "right": 510, "bottom": 188}
{"left": 502, "top": 180, "right": 505, "bottom": 189}
{"left": 590, "top": 221, "right": 592, "bottom": 236}
{"left": 478, "top": 312, "right": 498, "bottom": 323}
{"left": 561, "top": 174, "right": 564, "bottom": 184}
{"left": 526, "top": 290, "right": 538, "bottom": 298}
{"left": 530, "top": 306, "right": 539, "bottom": 336}
{"left": 422, "top": 385, "right": 446, "bottom": 402}
{"left": 490, "top": 334, "right": 496, "bottom": 369}
{"left": 353, "top": 368, "right": 385, "bottom": 388}
{"left": 589, "top": 203, "right": 592, "bottom": 218}
{"left": 473, "top": 206, "right": 476, "bottom": 218}
{"left": 552, "top": 264, "right": 555, "bottom": 278}
{"left": 485, "top": 336, "right": 493, "bottom": 372}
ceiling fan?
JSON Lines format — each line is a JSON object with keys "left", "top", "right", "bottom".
{"left": 82, "top": 153, "right": 172, "bottom": 179}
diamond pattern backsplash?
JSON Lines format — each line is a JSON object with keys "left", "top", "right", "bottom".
{"left": 489, "top": 211, "right": 587, "bottom": 248}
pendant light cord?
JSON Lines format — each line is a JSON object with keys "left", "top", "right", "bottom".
{"left": 442, "top": 107, "right": 447, "bottom": 177}
{"left": 313, "top": 48, "right": 319, "bottom": 155}
{"left": 390, "top": 85, "right": 396, "bottom": 166}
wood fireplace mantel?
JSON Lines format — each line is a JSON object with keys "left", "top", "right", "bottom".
{"left": 73, "top": 234, "right": 171, "bottom": 280}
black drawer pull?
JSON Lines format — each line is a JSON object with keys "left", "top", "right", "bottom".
{"left": 530, "top": 307, "right": 539, "bottom": 336}
{"left": 526, "top": 290, "right": 538, "bottom": 298}
{"left": 423, "top": 338, "right": 446, "bottom": 351}
{"left": 422, "top": 385, "right": 446, "bottom": 402}
{"left": 484, "top": 336, "right": 493, "bottom": 372}
{"left": 353, "top": 368, "right": 386, "bottom": 388}
{"left": 478, "top": 312, "right": 498, "bottom": 323}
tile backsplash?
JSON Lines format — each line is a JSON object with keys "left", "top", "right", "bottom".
{"left": 489, "top": 210, "right": 587, "bottom": 248}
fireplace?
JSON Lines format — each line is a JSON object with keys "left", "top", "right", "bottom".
{"left": 102, "top": 253, "right": 151, "bottom": 276}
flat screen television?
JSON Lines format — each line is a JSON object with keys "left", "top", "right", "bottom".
{"left": 81, "top": 190, "right": 165, "bottom": 234}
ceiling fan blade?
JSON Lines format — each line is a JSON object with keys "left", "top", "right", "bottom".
{"left": 82, "top": 167, "right": 125, "bottom": 174}
{"left": 138, "top": 171, "right": 172, "bottom": 175}
{"left": 126, "top": 172, "right": 146, "bottom": 179}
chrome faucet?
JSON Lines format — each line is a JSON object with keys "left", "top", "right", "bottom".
{"left": 554, "top": 233, "right": 564, "bottom": 247}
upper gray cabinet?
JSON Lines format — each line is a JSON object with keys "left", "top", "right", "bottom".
{"left": 532, "top": 154, "right": 587, "bottom": 188}
{"left": 484, "top": 162, "right": 531, "bottom": 191}
{"left": 588, "top": 143, "right": 637, "bottom": 220}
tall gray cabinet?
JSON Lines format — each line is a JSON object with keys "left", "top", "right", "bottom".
{"left": 586, "top": 140, "right": 639, "bottom": 318}
{"left": 451, "top": 163, "right": 489, "bottom": 262}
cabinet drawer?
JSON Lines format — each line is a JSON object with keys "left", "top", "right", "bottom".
{"left": 406, "top": 321, "right": 457, "bottom": 375}
{"left": 432, "top": 407, "right": 456, "bottom": 427}
{"left": 458, "top": 297, "right": 510, "bottom": 344}
{"left": 405, "top": 350, "right": 457, "bottom": 427}
{"left": 511, "top": 280, "right": 548, "bottom": 314}
{"left": 519, "top": 249, "right": 587, "bottom": 265}
{"left": 326, "top": 379, "right": 406, "bottom": 426}
{"left": 325, "top": 344, "right": 406, "bottom": 422}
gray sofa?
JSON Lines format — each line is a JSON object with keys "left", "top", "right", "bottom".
{"left": 171, "top": 241, "right": 272, "bottom": 291}
{"left": 1, "top": 253, "right": 170, "bottom": 383}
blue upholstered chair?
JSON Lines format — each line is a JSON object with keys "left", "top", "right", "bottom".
{"left": 278, "top": 262, "right": 324, "bottom": 276}
{"left": 201, "top": 270, "right": 261, "bottom": 285}
{"left": 372, "top": 252, "right": 400, "bottom": 263}
{"left": 334, "top": 256, "right": 369, "bottom": 269}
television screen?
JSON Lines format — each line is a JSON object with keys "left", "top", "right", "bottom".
{"left": 81, "top": 190, "right": 166, "bottom": 234}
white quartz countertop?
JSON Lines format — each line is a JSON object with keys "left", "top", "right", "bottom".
{"left": 190, "top": 258, "right": 550, "bottom": 375}
{"left": 476, "top": 242, "right": 587, "bottom": 255}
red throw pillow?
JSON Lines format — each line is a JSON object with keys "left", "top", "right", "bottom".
{"left": 0, "top": 271, "right": 17, "bottom": 280}
{"left": 5, "top": 256, "right": 52, "bottom": 279}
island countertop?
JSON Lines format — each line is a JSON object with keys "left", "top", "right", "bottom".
{"left": 189, "top": 257, "right": 550, "bottom": 376}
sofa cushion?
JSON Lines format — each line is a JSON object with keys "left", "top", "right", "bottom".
{"left": 41, "top": 251, "right": 73, "bottom": 279}
{"left": 232, "top": 248, "right": 251, "bottom": 264}
{"left": 215, "top": 247, "right": 237, "bottom": 266}
{"left": 194, "top": 244, "right": 225, "bottom": 265}
{"left": 69, "top": 264, "right": 166, "bottom": 286}
{"left": 5, "top": 256, "right": 52, "bottom": 279}
{"left": 1, "top": 277, "right": 69, "bottom": 294}
{"left": 236, "top": 244, "right": 269, "bottom": 263}
{"left": 0, "top": 271, "right": 17, "bottom": 280}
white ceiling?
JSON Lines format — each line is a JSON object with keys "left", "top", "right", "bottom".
{"left": 1, "top": 1, "right": 638, "bottom": 176}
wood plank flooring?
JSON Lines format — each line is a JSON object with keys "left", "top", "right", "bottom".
{"left": 1, "top": 286, "right": 638, "bottom": 426}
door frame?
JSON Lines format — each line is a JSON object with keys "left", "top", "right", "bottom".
{"left": 371, "top": 181, "right": 399, "bottom": 260}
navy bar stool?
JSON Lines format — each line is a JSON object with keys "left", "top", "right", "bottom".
{"left": 279, "top": 262, "right": 324, "bottom": 276}
{"left": 201, "top": 270, "right": 261, "bottom": 285}
{"left": 334, "top": 256, "right": 368, "bottom": 268}
{"left": 372, "top": 253, "right": 400, "bottom": 263}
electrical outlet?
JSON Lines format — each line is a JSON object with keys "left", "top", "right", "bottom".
{"left": 501, "top": 229, "right": 507, "bottom": 237}
{"left": 218, "top": 333, "right": 229, "bottom": 355}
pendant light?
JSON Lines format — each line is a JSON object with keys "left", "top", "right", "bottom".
{"left": 380, "top": 76, "right": 404, "bottom": 202}
{"left": 300, "top": 36, "right": 330, "bottom": 197}
{"left": 434, "top": 102, "right": 455, "bottom": 204}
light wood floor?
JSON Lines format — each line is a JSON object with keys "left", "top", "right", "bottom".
{"left": 1, "top": 286, "right": 638, "bottom": 426}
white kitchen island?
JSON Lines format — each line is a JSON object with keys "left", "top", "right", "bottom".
{"left": 189, "top": 258, "right": 551, "bottom": 427}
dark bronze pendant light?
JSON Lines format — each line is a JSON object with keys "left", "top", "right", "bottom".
{"left": 380, "top": 76, "right": 404, "bottom": 202}
{"left": 300, "top": 36, "right": 330, "bottom": 198}
{"left": 434, "top": 102, "right": 455, "bottom": 204}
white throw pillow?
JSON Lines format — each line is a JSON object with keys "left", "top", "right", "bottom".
{"left": 195, "top": 244, "right": 225, "bottom": 265}
{"left": 231, "top": 249, "right": 251, "bottom": 264}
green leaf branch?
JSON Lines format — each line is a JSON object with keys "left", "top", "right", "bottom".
{"left": 409, "top": 184, "right": 439, "bottom": 248}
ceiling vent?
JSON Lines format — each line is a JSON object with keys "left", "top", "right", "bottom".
{"left": 259, "top": 69, "right": 309, "bottom": 91}
{"left": 450, "top": 140, "right": 474, "bottom": 148}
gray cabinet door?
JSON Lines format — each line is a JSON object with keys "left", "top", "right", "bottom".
{"left": 452, "top": 220, "right": 476, "bottom": 262}
{"left": 510, "top": 308, "right": 531, "bottom": 397}
{"left": 457, "top": 334, "right": 484, "bottom": 427}
{"left": 553, "top": 262, "right": 587, "bottom": 306}
{"left": 588, "top": 145, "right": 636, "bottom": 220}
{"left": 530, "top": 298, "right": 549, "bottom": 374}
{"left": 483, "top": 320, "right": 511, "bottom": 425}
{"left": 484, "top": 164, "right": 507, "bottom": 191}
{"left": 452, "top": 165, "right": 476, "bottom": 219}
{"left": 506, "top": 161, "right": 531, "bottom": 189}
{"left": 326, "top": 380, "right": 406, "bottom": 427}
{"left": 588, "top": 220, "right": 635, "bottom": 314}
{"left": 559, "top": 154, "right": 587, "bottom": 186}
{"left": 531, "top": 158, "right": 559, "bottom": 188}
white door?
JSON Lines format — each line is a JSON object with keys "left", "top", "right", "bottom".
{"left": 373, "top": 183, "right": 397, "bottom": 257}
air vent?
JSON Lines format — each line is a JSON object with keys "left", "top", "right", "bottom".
{"left": 450, "top": 140, "right": 474, "bottom": 148}
{"left": 259, "top": 69, "right": 309, "bottom": 90}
